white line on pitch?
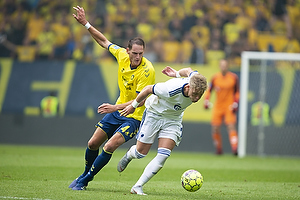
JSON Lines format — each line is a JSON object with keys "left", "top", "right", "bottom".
{"left": 0, "top": 196, "right": 51, "bottom": 200}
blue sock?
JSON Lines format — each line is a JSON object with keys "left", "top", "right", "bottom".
{"left": 88, "top": 149, "right": 112, "bottom": 177}
{"left": 80, "top": 148, "right": 99, "bottom": 178}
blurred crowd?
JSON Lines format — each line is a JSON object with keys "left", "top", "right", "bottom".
{"left": 0, "top": 0, "right": 300, "bottom": 66}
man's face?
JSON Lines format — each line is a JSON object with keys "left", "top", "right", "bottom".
{"left": 219, "top": 60, "right": 229, "bottom": 74}
{"left": 188, "top": 86, "right": 202, "bottom": 103}
{"left": 127, "top": 44, "right": 144, "bottom": 68}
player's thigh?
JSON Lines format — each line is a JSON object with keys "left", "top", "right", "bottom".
{"left": 104, "top": 117, "right": 140, "bottom": 153}
{"left": 104, "top": 132, "right": 127, "bottom": 153}
{"left": 115, "top": 118, "right": 140, "bottom": 142}
{"left": 158, "top": 119, "right": 182, "bottom": 147}
{"left": 211, "top": 109, "right": 224, "bottom": 126}
{"left": 88, "top": 127, "right": 108, "bottom": 150}
{"left": 224, "top": 109, "right": 237, "bottom": 125}
{"left": 136, "top": 111, "right": 161, "bottom": 144}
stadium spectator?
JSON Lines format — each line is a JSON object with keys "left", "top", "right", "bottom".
{"left": 51, "top": 11, "right": 72, "bottom": 60}
{"left": 24, "top": 10, "right": 45, "bottom": 45}
{"left": 1, "top": 0, "right": 299, "bottom": 66}
{"left": 189, "top": 39, "right": 205, "bottom": 64}
{"left": 0, "top": 36, "right": 36, "bottom": 62}
{"left": 69, "top": 5, "right": 155, "bottom": 191}
{"left": 161, "top": 35, "right": 181, "bottom": 63}
{"left": 255, "top": 9, "right": 271, "bottom": 32}
{"left": 117, "top": 66, "right": 207, "bottom": 195}
{"left": 270, "top": 0, "right": 292, "bottom": 39}
{"left": 0, "top": 17, "right": 12, "bottom": 57}
{"left": 168, "top": 15, "right": 184, "bottom": 42}
{"left": 204, "top": 59, "right": 239, "bottom": 155}
{"left": 136, "top": 13, "right": 153, "bottom": 43}
{"left": 36, "top": 21, "right": 55, "bottom": 60}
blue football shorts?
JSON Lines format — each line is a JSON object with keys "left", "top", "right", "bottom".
{"left": 95, "top": 111, "right": 140, "bottom": 142}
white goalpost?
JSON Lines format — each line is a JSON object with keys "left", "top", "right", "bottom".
{"left": 238, "top": 51, "right": 300, "bottom": 158}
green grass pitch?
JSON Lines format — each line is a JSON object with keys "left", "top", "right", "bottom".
{"left": 0, "top": 145, "right": 299, "bottom": 200}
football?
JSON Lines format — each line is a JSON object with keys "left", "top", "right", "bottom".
{"left": 181, "top": 169, "right": 203, "bottom": 192}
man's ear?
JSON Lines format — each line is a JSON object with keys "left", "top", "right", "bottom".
{"left": 185, "top": 84, "right": 190, "bottom": 91}
{"left": 126, "top": 48, "right": 129, "bottom": 54}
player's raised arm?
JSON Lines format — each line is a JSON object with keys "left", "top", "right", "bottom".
{"left": 73, "top": 6, "right": 111, "bottom": 49}
{"left": 162, "top": 66, "right": 194, "bottom": 78}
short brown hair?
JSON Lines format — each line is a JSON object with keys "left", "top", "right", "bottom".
{"left": 127, "top": 37, "right": 145, "bottom": 50}
{"left": 189, "top": 74, "right": 207, "bottom": 98}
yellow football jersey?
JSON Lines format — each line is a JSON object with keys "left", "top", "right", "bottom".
{"left": 108, "top": 44, "right": 155, "bottom": 121}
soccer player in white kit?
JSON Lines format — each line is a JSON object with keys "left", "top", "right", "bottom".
{"left": 118, "top": 66, "right": 207, "bottom": 195}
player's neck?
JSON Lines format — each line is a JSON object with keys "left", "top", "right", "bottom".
{"left": 221, "top": 71, "right": 228, "bottom": 76}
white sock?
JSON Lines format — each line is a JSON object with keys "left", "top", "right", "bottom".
{"left": 135, "top": 148, "right": 171, "bottom": 186}
{"left": 127, "top": 145, "right": 146, "bottom": 159}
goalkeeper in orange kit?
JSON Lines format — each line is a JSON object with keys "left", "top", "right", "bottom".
{"left": 204, "top": 59, "right": 239, "bottom": 155}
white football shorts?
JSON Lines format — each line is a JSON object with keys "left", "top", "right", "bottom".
{"left": 136, "top": 109, "right": 183, "bottom": 146}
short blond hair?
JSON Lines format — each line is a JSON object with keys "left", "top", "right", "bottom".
{"left": 189, "top": 74, "right": 207, "bottom": 98}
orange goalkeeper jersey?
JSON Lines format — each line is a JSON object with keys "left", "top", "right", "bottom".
{"left": 205, "top": 71, "right": 239, "bottom": 110}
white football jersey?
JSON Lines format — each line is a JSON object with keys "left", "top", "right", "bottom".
{"left": 145, "top": 77, "right": 192, "bottom": 120}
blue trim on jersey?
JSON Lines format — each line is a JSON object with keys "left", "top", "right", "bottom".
{"left": 107, "top": 43, "right": 113, "bottom": 50}
{"left": 136, "top": 108, "right": 147, "bottom": 140}
{"left": 189, "top": 71, "right": 198, "bottom": 77}
{"left": 169, "top": 87, "right": 182, "bottom": 97}
{"left": 152, "top": 84, "right": 157, "bottom": 95}
{"left": 182, "top": 83, "right": 188, "bottom": 97}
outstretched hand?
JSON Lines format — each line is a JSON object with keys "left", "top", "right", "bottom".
{"left": 98, "top": 103, "right": 117, "bottom": 114}
{"left": 119, "top": 105, "right": 135, "bottom": 117}
{"left": 231, "top": 102, "right": 238, "bottom": 113}
{"left": 72, "top": 6, "right": 88, "bottom": 25}
{"left": 204, "top": 99, "right": 210, "bottom": 109}
{"left": 162, "top": 66, "right": 177, "bottom": 77}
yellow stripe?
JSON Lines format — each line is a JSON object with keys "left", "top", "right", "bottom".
{"left": 31, "top": 60, "right": 75, "bottom": 116}
{"left": 272, "top": 67, "right": 295, "bottom": 126}
{"left": 59, "top": 60, "right": 76, "bottom": 116}
{"left": 0, "top": 59, "right": 13, "bottom": 113}
{"left": 31, "top": 82, "right": 61, "bottom": 90}
{"left": 24, "top": 107, "right": 40, "bottom": 115}
{"left": 102, "top": 147, "right": 113, "bottom": 154}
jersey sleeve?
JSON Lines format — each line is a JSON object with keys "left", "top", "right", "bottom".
{"left": 153, "top": 82, "right": 169, "bottom": 98}
{"left": 205, "top": 76, "right": 215, "bottom": 100}
{"left": 233, "top": 74, "right": 240, "bottom": 102}
{"left": 108, "top": 44, "right": 126, "bottom": 61}
{"left": 153, "top": 78, "right": 182, "bottom": 98}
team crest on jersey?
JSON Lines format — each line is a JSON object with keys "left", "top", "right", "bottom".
{"left": 174, "top": 104, "right": 182, "bottom": 111}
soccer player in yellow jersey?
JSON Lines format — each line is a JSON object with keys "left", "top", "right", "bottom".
{"left": 69, "top": 6, "right": 155, "bottom": 190}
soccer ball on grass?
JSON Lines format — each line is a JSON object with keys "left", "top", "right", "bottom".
{"left": 181, "top": 169, "right": 203, "bottom": 192}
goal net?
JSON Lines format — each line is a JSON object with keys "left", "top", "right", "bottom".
{"left": 238, "top": 51, "right": 300, "bottom": 158}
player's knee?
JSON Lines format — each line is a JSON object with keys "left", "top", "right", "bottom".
{"left": 227, "top": 124, "right": 236, "bottom": 132}
{"left": 87, "top": 140, "right": 99, "bottom": 150}
{"left": 212, "top": 125, "right": 220, "bottom": 133}
{"left": 87, "top": 138, "right": 102, "bottom": 150}
{"left": 103, "top": 141, "right": 121, "bottom": 153}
